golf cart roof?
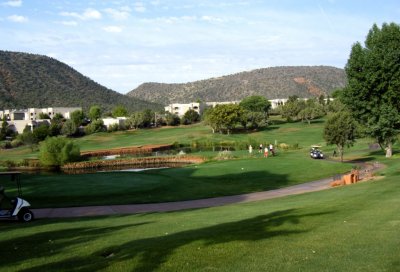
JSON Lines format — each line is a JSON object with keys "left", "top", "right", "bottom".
{"left": 311, "top": 145, "right": 322, "bottom": 148}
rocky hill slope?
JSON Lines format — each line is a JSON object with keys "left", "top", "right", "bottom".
{"left": 0, "top": 51, "right": 162, "bottom": 112}
{"left": 127, "top": 66, "right": 347, "bottom": 105}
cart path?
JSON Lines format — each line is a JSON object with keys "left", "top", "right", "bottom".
{"left": 32, "top": 162, "right": 383, "bottom": 219}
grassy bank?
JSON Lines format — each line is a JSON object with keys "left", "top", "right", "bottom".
{"left": 15, "top": 150, "right": 351, "bottom": 208}
{"left": 0, "top": 153, "right": 398, "bottom": 271}
{"left": 0, "top": 120, "right": 330, "bottom": 163}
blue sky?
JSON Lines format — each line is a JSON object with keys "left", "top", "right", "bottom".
{"left": 0, "top": 0, "right": 399, "bottom": 93}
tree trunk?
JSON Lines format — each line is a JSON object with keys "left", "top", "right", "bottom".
{"left": 339, "top": 145, "right": 344, "bottom": 162}
{"left": 385, "top": 142, "right": 393, "bottom": 158}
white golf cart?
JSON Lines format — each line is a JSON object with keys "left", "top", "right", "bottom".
{"left": 310, "top": 145, "right": 324, "bottom": 159}
{"left": 0, "top": 172, "right": 34, "bottom": 222}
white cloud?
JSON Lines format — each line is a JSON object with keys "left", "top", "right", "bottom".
{"left": 59, "top": 11, "right": 80, "bottom": 19}
{"left": 103, "top": 26, "right": 122, "bottom": 33}
{"left": 60, "top": 8, "right": 102, "bottom": 20}
{"left": 7, "top": 14, "right": 28, "bottom": 23}
{"left": 104, "top": 7, "right": 131, "bottom": 20}
{"left": 82, "top": 8, "right": 102, "bottom": 20}
{"left": 60, "top": 20, "right": 78, "bottom": 26}
{"left": 134, "top": 2, "right": 146, "bottom": 13}
{"left": 201, "top": 15, "right": 225, "bottom": 23}
{"left": 2, "top": 0, "right": 22, "bottom": 7}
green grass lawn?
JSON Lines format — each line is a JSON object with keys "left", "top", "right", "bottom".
{"left": 76, "top": 120, "right": 327, "bottom": 151}
{"left": 0, "top": 119, "right": 398, "bottom": 271}
{"left": 11, "top": 150, "right": 351, "bottom": 208}
{"left": 0, "top": 120, "right": 328, "bottom": 162}
{"left": 0, "top": 154, "right": 398, "bottom": 271}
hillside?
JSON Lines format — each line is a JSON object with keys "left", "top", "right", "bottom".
{"left": 0, "top": 51, "right": 162, "bottom": 112}
{"left": 127, "top": 66, "right": 347, "bottom": 105}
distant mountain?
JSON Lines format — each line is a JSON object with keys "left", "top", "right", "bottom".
{"left": 0, "top": 51, "right": 162, "bottom": 112}
{"left": 127, "top": 66, "right": 347, "bottom": 105}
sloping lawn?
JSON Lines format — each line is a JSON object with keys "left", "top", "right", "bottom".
{"left": 17, "top": 151, "right": 351, "bottom": 208}
{"left": 0, "top": 158, "right": 398, "bottom": 271}
{"left": 0, "top": 120, "right": 328, "bottom": 162}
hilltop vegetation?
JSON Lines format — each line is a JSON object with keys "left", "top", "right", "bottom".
{"left": 127, "top": 66, "right": 347, "bottom": 105}
{"left": 0, "top": 51, "right": 162, "bottom": 112}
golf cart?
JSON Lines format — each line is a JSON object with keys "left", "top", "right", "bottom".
{"left": 0, "top": 172, "right": 34, "bottom": 222}
{"left": 310, "top": 145, "right": 324, "bottom": 159}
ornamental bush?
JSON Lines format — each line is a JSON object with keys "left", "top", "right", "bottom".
{"left": 38, "top": 136, "right": 81, "bottom": 167}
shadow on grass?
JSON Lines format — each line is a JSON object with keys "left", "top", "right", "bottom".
{"left": 4, "top": 209, "right": 335, "bottom": 271}
{"left": 23, "top": 168, "right": 292, "bottom": 208}
{"left": 345, "top": 150, "right": 386, "bottom": 163}
{"left": 0, "top": 220, "right": 152, "bottom": 270}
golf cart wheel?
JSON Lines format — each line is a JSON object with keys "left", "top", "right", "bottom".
{"left": 18, "top": 208, "right": 34, "bottom": 222}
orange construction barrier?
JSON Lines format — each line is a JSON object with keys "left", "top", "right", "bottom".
{"left": 330, "top": 169, "right": 360, "bottom": 187}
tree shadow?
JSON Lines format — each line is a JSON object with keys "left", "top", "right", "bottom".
{"left": 23, "top": 167, "right": 292, "bottom": 207}
{"left": 8, "top": 209, "right": 335, "bottom": 271}
{"left": 147, "top": 168, "right": 292, "bottom": 202}
{"left": 0, "top": 220, "right": 152, "bottom": 270}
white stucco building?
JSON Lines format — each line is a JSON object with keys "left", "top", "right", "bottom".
{"left": 164, "top": 102, "right": 204, "bottom": 117}
{"left": 0, "top": 107, "right": 81, "bottom": 134}
{"left": 102, "top": 117, "right": 127, "bottom": 129}
{"left": 164, "top": 101, "right": 241, "bottom": 117}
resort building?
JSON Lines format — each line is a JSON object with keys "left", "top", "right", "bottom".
{"left": 0, "top": 107, "right": 81, "bottom": 134}
{"left": 102, "top": 117, "right": 127, "bottom": 130}
{"left": 164, "top": 102, "right": 204, "bottom": 117}
{"left": 164, "top": 99, "right": 288, "bottom": 117}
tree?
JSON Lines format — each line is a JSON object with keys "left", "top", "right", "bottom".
{"left": 241, "top": 111, "right": 267, "bottom": 130}
{"left": 85, "top": 119, "right": 105, "bottom": 134}
{"left": 325, "top": 99, "right": 346, "bottom": 114}
{"left": 298, "top": 99, "right": 325, "bottom": 125}
{"left": 165, "top": 112, "right": 180, "bottom": 126}
{"left": 61, "top": 119, "right": 78, "bottom": 137}
{"left": 48, "top": 122, "right": 62, "bottom": 137}
{"left": 342, "top": 23, "right": 400, "bottom": 157}
{"left": 52, "top": 113, "right": 64, "bottom": 122}
{"left": 38, "top": 112, "right": 50, "bottom": 119}
{"left": 366, "top": 105, "right": 400, "bottom": 157}
{"left": 239, "top": 95, "right": 271, "bottom": 114}
{"left": 318, "top": 94, "right": 325, "bottom": 105}
{"left": 142, "top": 109, "right": 154, "bottom": 127}
{"left": 38, "top": 136, "right": 81, "bottom": 167}
{"left": 18, "top": 130, "right": 39, "bottom": 150}
{"left": 204, "top": 104, "right": 244, "bottom": 134}
{"left": 181, "top": 109, "right": 200, "bottom": 125}
{"left": 127, "top": 112, "right": 145, "bottom": 129}
{"left": 324, "top": 112, "right": 359, "bottom": 162}
{"left": 0, "top": 117, "right": 7, "bottom": 140}
{"left": 70, "top": 110, "right": 85, "bottom": 126}
{"left": 239, "top": 96, "right": 270, "bottom": 129}
{"left": 32, "top": 123, "right": 50, "bottom": 142}
{"left": 112, "top": 105, "right": 128, "bottom": 118}
{"left": 89, "top": 105, "right": 102, "bottom": 121}
{"left": 281, "top": 97, "right": 304, "bottom": 122}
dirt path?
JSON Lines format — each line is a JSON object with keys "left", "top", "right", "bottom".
{"left": 32, "top": 162, "right": 383, "bottom": 219}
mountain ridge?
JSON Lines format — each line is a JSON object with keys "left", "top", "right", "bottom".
{"left": 0, "top": 50, "right": 162, "bottom": 112}
{"left": 127, "top": 66, "right": 347, "bottom": 105}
